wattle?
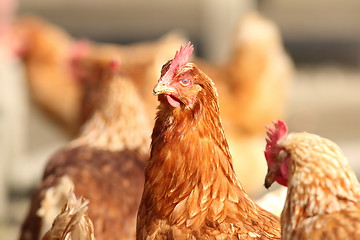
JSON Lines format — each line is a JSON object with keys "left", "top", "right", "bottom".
{"left": 166, "top": 95, "right": 181, "bottom": 108}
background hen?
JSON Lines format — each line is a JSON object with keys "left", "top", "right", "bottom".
{"left": 13, "top": 15, "right": 83, "bottom": 133}
{"left": 137, "top": 43, "right": 280, "bottom": 239}
{"left": 14, "top": 15, "right": 187, "bottom": 133}
{"left": 19, "top": 62, "right": 151, "bottom": 240}
{"left": 196, "top": 12, "right": 293, "bottom": 134}
{"left": 194, "top": 12, "right": 293, "bottom": 195}
{"left": 264, "top": 120, "right": 360, "bottom": 239}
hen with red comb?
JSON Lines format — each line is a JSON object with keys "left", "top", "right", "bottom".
{"left": 137, "top": 44, "right": 281, "bottom": 239}
{"left": 262, "top": 121, "right": 360, "bottom": 239}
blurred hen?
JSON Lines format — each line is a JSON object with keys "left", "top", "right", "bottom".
{"left": 19, "top": 60, "right": 151, "bottom": 240}
{"left": 13, "top": 15, "right": 83, "bottom": 133}
{"left": 196, "top": 12, "right": 293, "bottom": 194}
{"left": 216, "top": 12, "right": 292, "bottom": 134}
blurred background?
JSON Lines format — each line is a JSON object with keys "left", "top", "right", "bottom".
{"left": 1, "top": 0, "right": 360, "bottom": 239}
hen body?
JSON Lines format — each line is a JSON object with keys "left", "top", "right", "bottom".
{"left": 20, "top": 67, "right": 151, "bottom": 240}
{"left": 137, "top": 44, "right": 280, "bottom": 239}
{"left": 264, "top": 122, "right": 360, "bottom": 239}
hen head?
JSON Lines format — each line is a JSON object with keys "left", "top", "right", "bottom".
{"left": 68, "top": 40, "right": 93, "bottom": 83}
{"left": 264, "top": 120, "right": 289, "bottom": 188}
{"left": 153, "top": 42, "right": 204, "bottom": 109}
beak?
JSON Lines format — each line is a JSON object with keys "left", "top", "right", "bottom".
{"left": 264, "top": 170, "right": 276, "bottom": 189}
{"left": 153, "top": 81, "right": 176, "bottom": 96}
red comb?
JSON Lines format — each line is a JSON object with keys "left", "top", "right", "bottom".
{"left": 68, "top": 40, "right": 92, "bottom": 82}
{"left": 264, "top": 120, "right": 288, "bottom": 164}
{"left": 109, "top": 58, "right": 120, "bottom": 73}
{"left": 162, "top": 41, "right": 194, "bottom": 83}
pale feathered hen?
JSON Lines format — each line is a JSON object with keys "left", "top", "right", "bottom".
{"left": 264, "top": 120, "right": 360, "bottom": 240}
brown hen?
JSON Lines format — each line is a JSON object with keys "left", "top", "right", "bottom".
{"left": 264, "top": 121, "right": 360, "bottom": 239}
{"left": 19, "top": 62, "right": 151, "bottom": 240}
{"left": 137, "top": 43, "right": 280, "bottom": 239}
{"left": 13, "top": 15, "right": 83, "bottom": 133}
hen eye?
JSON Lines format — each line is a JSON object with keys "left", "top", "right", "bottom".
{"left": 180, "top": 78, "right": 190, "bottom": 86}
